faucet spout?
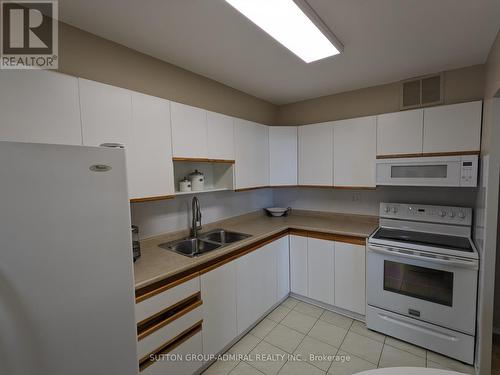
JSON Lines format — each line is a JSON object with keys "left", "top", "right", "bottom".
{"left": 191, "top": 196, "right": 202, "bottom": 238}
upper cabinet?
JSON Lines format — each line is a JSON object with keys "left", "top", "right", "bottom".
{"left": 80, "top": 79, "right": 174, "bottom": 201}
{"left": 171, "top": 102, "right": 208, "bottom": 159}
{"left": 207, "top": 111, "right": 235, "bottom": 161}
{"left": 333, "top": 116, "right": 377, "bottom": 187}
{"left": 377, "top": 109, "right": 424, "bottom": 156}
{"left": 129, "top": 92, "right": 175, "bottom": 200}
{"left": 234, "top": 119, "right": 269, "bottom": 189}
{"left": 269, "top": 126, "right": 298, "bottom": 186}
{"left": 423, "top": 101, "right": 482, "bottom": 154}
{"left": 79, "top": 78, "right": 133, "bottom": 148}
{"left": 0, "top": 70, "right": 82, "bottom": 145}
{"left": 376, "top": 101, "right": 482, "bottom": 158}
{"left": 170, "top": 104, "right": 235, "bottom": 161}
{"left": 298, "top": 122, "right": 333, "bottom": 186}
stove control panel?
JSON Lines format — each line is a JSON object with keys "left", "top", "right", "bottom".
{"left": 380, "top": 203, "right": 472, "bottom": 226}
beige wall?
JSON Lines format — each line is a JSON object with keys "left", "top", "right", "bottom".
{"left": 57, "top": 23, "right": 277, "bottom": 125}
{"left": 58, "top": 23, "right": 488, "bottom": 129}
{"left": 276, "top": 65, "right": 485, "bottom": 125}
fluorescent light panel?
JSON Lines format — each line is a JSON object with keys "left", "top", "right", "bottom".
{"left": 225, "top": 0, "right": 340, "bottom": 63}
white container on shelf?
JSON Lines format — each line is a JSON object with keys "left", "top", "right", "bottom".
{"left": 179, "top": 178, "right": 192, "bottom": 192}
{"left": 188, "top": 170, "right": 205, "bottom": 191}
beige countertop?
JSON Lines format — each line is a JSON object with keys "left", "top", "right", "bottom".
{"left": 133, "top": 210, "right": 379, "bottom": 290}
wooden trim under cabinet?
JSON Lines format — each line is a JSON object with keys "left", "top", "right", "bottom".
{"left": 234, "top": 186, "right": 270, "bottom": 192}
{"left": 130, "top": 195, "right": 175, "bottom": 203}
{"left": 289, "top": 228, "right": 366, "bottom": 246}
{"left": 135, "top": 272, "right": 200, "bottom": 303}
{"left": 138, "top": 320, "right": 203, "bottom": 371}
{"left": 137, "top": 292, "right": 202, "bottom": 341}
{"left": 376, "top": 150, "right": 480, "bottom": 159}
{"left": 172, "top": 157, "right": 235, "bottom": 164}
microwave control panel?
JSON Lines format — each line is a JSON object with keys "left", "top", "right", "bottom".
{"left": 460, "top": 156, "right": 478, "bottom": 187}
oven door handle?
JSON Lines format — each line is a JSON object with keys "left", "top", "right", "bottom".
{"left": 368, "top": 244, "right": 479, "bottom": 270}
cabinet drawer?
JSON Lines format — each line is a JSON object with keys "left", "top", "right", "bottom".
{"left": 140, "top": 324, "right": 203, "bottom": 375}
{"left": 135, "top": 274, "right": 200, "bottom": 323}
{"left": 137, "top": 293, "right": 203, "bottom": 359}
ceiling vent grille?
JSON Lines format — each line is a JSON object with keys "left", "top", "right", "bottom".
{"left": 400, "top": 73, "right": 444, "bottom": 110}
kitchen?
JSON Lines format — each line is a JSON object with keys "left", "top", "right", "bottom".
{"left": 0, "top": 1, "right": 499, "bottom": 375}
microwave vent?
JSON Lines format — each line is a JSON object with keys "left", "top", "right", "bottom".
{"left": 400, "top": 73, "right": 443, "bottom": 110}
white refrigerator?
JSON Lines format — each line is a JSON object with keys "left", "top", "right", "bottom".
{"left": 0, "top": 142, "right": 138, "bottom": 375}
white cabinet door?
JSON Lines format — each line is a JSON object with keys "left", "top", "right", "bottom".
{"left": 171, "top": 102, "right": 208, "bottom": 158}
{"left": 236, "top": 246, "right": 276, "bottom": 334}
{"left": 307, "top": 238, "right": 335, "bottom": 305}
{"left": 234, "top": 119, "right": 269, "bottom": 189}
{"left": 269, "top": 126, "right": 298, "bottom": 186}
{"left": 377, "top": 109, "right": 424, "bottom": 156}
{"left": 298, "top": 122, "right": 333, "bottom": 186}
{"left": 275, "top": 236, "right": 290, "bottom": 301}
{"left": 334, "top": 242, "right": 366, "bottom": 315}
{"left": 333, "top": 116, "right": 377, "bottom": 187}
{"left": 201, "top": 261, "right": 238, "bottom": 356}
{"left": 207, "top": 111, "right": 234, "bottom": 160}
{"left": 290, "top": 235, "right": 308, "bottom": 296}
{"left": 129, "top": 92, "right": 175, "bottom": 200}
{"left": 79, "top": 78, "right": 133, "bottom": 148}
{"left": 423, "top": 101, "right": 482, "bottom": 153}
{"left": 0, "top": 70, "right": 82, "bottom": 145}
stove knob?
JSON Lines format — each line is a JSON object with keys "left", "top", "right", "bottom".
{"left": 392, "top": 207, "right": 398, "bottom": 214}
{"left": 448, "top": 211, "right": 455, "bottom": 218}
{"left": 458, "top": 211, "right": 466, "bottom": 219}
{"left": 384, "top": 206, "right": 390, "bottom": 213}
{"left": 439, "top": 210, "right": 446, "bottom": 217}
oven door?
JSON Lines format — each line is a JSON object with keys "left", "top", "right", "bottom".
{"left": 376, "top": 156, "right": 462, "bottom": 186}
{"left": 367, "top": 244, "right": 478, "bottom": 335}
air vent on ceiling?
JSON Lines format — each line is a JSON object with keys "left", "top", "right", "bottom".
{"left": 400, "top": 73, "right": 444, "bottom": 110}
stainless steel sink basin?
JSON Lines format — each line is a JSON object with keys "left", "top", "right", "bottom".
{"left": 159, "top": 229, "right": 251, "bottom": 257}
{"left": 158, "top": 238, "right": 221, "bottom": 257}
{"left": 199, "top": 229, "right": 251, "bottom": 245}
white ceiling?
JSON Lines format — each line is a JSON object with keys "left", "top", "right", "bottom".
{"left": 59, "top": 0, "right": 500, "bottom": 105}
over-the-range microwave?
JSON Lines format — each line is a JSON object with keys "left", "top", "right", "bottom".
{"left": 376, "top": 155, "right": 478, "bottom": 187}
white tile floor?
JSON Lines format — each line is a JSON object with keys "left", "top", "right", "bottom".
{"left": 203, "top": 298, "right": 475, "bottom": 375}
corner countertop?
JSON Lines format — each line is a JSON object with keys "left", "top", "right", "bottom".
{"left": 133, "top": 210, "right": 379, "bottom": 290}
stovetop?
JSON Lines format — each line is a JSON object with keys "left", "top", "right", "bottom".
{"left": 371, "top": 227, "right": 473, "bottom": 253}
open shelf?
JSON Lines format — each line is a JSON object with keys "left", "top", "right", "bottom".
{"left": 173, "top": 159, "right": 234, "bottom": 196}
{"left": 174, "top": 187, "right": 231, "bottom": 196}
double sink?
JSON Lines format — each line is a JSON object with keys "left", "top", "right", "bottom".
{"left": 159, "top": 229, "right": 251, "bottom": 258}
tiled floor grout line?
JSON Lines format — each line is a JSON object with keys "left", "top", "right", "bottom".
{"left": 324, "top": 318, "right": 355, "bottom": 374}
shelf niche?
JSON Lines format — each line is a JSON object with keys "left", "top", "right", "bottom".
{"left": 173, "top": 159, "right": 234, "bottom": 195}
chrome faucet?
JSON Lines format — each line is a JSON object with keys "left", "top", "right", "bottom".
{"left": 191, "top": 196, "right": 202, "bottom": 238}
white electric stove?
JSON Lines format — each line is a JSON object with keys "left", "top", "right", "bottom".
{"left": 366, "top": 203, "right": 478, "bottom": 365}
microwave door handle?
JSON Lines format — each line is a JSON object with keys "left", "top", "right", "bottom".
{"left": 368, "top": 245, "right": 478, "bottom": 270}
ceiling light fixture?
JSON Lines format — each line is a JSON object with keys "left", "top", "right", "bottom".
{"left": 225, "top": 0, "right": 343, "bottom": 63}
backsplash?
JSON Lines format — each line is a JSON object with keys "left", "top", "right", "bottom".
{"left": 131, "top": 186, "right": 477, "bottom": 239}
{"left": 131, "top": 188, "right": 274, "bottom": 238}
{"left": 273, "top": 187, "right": 478, "bottom": 216}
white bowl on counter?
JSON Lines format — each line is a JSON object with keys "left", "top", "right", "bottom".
{"left": 265, "top": 207, "right": 291, "bottom": 217}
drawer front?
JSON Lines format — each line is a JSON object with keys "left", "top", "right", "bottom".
{"left": 136, "top": 275, "right": 200, "bottom": 323}
{"left": 137, "top": 302, "right": 203, "bottom": 359}
{"left": 140, "top": 329, "right": 203, "bottom": 375}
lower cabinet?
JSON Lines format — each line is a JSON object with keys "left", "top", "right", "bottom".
{"left": 290, "top": 235, "right": 308, "bottom": 295}
{"left": 290, "top": 234, "right": 366, "bottom": 316}
{"left": 201, "top": 261, "right": 238, "bottom": 356}
{"left": 308, "top": 238, "right": 335, "bottom": 305}
{"left": 236, "top": 243, "right": 277, "bottom": 334}
{"left": 334, "top": 242, "right": 366, "bottom": 315}
{"left": 275, "top": 236, "right": 290, "bottom": 301}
